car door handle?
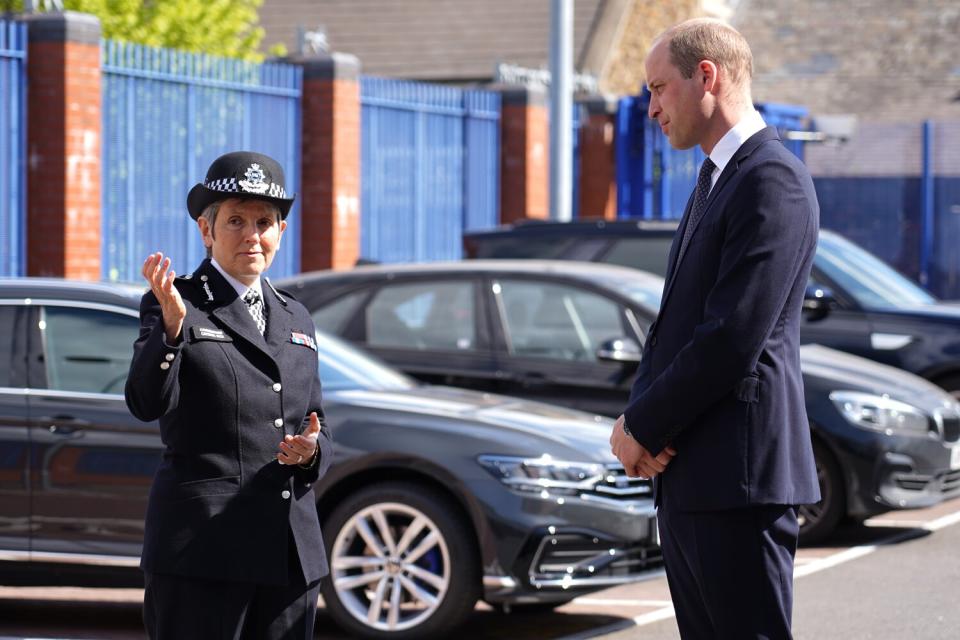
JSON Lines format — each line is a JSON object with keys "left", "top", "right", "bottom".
{"left": 517, "top": 372, "right": 552, "bottom": 387}
{"left": 43, "top": 416, "right": 91, "bottom": 437}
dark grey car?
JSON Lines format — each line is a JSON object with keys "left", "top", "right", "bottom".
{"left": 0, "top": 278, "right": 660, "bottom": 639}
{"left": 278, "top": 261, "right": 960, "bottom": 543}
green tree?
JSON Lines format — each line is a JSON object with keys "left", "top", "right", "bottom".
{"left": 1, "top": 0, "right": 284, "bottom": 60}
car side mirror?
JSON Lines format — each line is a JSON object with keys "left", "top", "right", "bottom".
{"left": 803, "top": 284, "right": 835, "bottom": 321}
{"left": 596, "top": 337, "right": 642, "bottom": 364}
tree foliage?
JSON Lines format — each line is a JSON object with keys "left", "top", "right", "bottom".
{"left": 1, "top": 0, "right": 283, "bottom": 60}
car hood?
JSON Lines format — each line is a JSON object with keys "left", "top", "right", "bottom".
{"left": 800, "top": 344, "right": 954, "bottom": 409}
{"left": 329, "top": 385, "right": 617, "bottom": 462}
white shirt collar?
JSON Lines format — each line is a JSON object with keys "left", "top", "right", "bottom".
{"left": 706, "top": 109, "right": 767, "bottom": 188}
{"left": 210, "top": 258, "right": 263, "bottom": 300}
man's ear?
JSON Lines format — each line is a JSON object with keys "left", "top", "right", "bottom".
{"left": 699, "top": 60, "right": 719, "bottom": 93}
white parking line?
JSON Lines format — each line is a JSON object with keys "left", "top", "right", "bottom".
{"left": 572, "top": 598, "right": 673, "bottom": 607}
{"left": 560, "top": 506, "right": 960, "bottom": 640}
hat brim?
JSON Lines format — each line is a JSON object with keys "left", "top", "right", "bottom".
{"left": 187, "top": 183, "right": 296, "bottom": 221}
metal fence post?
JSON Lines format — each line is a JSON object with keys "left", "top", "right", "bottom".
{"left": 920, "top": 119, "right": 935, "bottom": 290}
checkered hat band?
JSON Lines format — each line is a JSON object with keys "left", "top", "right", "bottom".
{"left": 204, "top": 178, "right": 286, "bottom": 198}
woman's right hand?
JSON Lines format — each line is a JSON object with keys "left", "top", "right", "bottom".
{"left": 143, "top": 253, "right": 186, "bottom": 343}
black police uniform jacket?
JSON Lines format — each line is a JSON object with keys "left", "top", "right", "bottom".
{"left": 125, "top": 259, "right": 332, "bottom": 586}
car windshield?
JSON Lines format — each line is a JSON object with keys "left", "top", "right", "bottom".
{"left": 316, "top": 331, "right": 415, "bottom": 392}
{"left": 599, "top": 275, "right": 664, "bottom": 313}
{"left": 815, "top": 232, "right": 937, "bottom": 309}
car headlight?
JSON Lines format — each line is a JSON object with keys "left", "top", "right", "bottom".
{"left": 829, "top": 391, "right": 931, "bottom": 436}
{"left": 477, "top": 455, "right": 605, "bottom": 496}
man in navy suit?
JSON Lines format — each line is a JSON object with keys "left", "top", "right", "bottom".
{"left": 126, "top": 151, "right": 333, "bottom": 639}
{"left": 609, "top": 19, "right": 821, "bottom": 638}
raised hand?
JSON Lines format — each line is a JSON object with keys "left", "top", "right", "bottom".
{"left": 278, "top": 411, "right": 322, "bottom": 466}
{"left": 142, "top": 253, "right": 186, "bottom": 343}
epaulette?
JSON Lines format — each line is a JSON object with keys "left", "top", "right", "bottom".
{"left": 264, "top": 277, "right": 292, "bottom": 305}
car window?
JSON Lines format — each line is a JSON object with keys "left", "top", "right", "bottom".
{"left": 814, "top": 231, "right": 936, "bottom": 309}
{"left": 366, "top": 281, "right": 477, "bottom": 351}
{"left": 311, "top": 289, "right": 367, "bottom": 334}
{"left": 0, "top": 306, "right": 17, "bottom": 387}
{"left": 598, "top": 237, "right": 673, "bottom": 277}
{"left": 40, "top": 306, "right": 140, "bottom": 394}
{"left": 496, "top": 280, "right": 625, "bottom": 362}
{"left": 470, "top": 236, "right": 575, "bottom": 259}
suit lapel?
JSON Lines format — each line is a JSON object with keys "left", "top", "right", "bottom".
{"left": 659, "top": 127, "right": 781, "bottom": 314}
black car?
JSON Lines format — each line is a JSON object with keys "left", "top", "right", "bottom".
{"left": 0, "top": 278, "right": 661, "bottom": 639}
{"left": 464, "top": 220, "right": 960, "bottom": 398}
{"left": 278, "top": 261, "right": 960, "bottom": 543}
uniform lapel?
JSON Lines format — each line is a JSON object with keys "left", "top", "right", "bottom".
{"left": 194, "top": 261, "right": 271, "bottom": 355}
{"left": 262, "top": 278, "right": 294, "bottom": 357}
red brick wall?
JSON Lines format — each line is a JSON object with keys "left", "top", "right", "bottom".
{"left": 500, "top": 101, "right": 549, "bottom": 224}
{"left": 26, "top": 21, "right": 101, "bottom": 279}
{"left": 299, "top": 57, "right": 361, "bottom": 272}
{"left": 578, "top": 110, "right": 617, "bottom": 220}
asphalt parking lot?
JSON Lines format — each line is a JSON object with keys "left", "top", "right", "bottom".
{"left": 2, "top": 496, "right": 960, "bottom": 640}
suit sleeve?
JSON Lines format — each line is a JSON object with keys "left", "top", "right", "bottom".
{"left": 624, "top": 158, "right": 817, "bottom": 454}
{"left": 124, "top": 291, "right": 184, "bottom": 422}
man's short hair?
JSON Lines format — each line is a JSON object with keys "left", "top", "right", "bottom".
{"left": 662, "top": 19, "right": 753, "bottom": 89}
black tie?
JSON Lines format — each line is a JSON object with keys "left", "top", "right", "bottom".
{"left": 675, "top": 157, "right": 716, "bottom": 267}
{"left": 243, "top": 289, "right": 266, "bottom": 335}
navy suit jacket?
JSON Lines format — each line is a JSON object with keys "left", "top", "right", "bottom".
{"left": 125, "top": 260, "right": 333, "bottom": 586}
{"left": 624, "top": 127, "right": 821, "bottom": 511}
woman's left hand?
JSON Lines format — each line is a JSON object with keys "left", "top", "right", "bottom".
{"left": 277, "top": 411, "right": 321, "bottom": 466}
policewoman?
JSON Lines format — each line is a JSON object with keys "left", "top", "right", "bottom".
{"left": 125, "top": 151, "right": 333, "bottom": 639}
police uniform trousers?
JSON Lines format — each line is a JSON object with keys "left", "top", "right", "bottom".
{"left": 143, "top": 532, "right": 321, "bottom": 640}
{"left": 657, "top": 504, "right": 799, "bottom": 639}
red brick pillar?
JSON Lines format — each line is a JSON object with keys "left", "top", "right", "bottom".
{"left": 578, "top": 96, "right": 618, "bottom": 220}
{"left": 296, "top": 53, "right": 361, "bottom": 272}
{"left": 24, "top": 12, "right": 102, "bottom": 279}
{"left": 497, "top": 85, "right": 549, "bottom": 224}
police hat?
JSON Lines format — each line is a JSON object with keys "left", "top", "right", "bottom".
{"left": 186, "top": 151, "right": 296, "bottom": 220}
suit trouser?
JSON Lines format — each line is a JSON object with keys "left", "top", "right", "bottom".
{"left": 143, "top": 534, "right": 322, "bottom": 640}
{"left": 657, "top": 504, "right": 799, "bottom": 640}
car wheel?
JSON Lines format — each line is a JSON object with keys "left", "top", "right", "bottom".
{"left": 798, "top": 439, "right": 845, "bottom": 545}
{"left": 321, "top": 482, "right": 480, "bottom": 639}
{"left": 933, "top": 374, "right": 960, "bottom": 401}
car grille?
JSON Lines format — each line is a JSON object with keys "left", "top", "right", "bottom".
{"left": 940, "top": 415, "right": 960, "bottom": 443}
{"left": 528, "top": 533, "right": 663, "bottom": 589}
{"left": 894, "top": 469, "right": 960, "bottom": 494}
{"left": 583, "top": 464, "right": 653, "bottom": 501}
{"left": 941, "top": 469, "right": 960, "bottom": 493}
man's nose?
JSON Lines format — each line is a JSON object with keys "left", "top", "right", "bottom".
{"left": 648, "top": 97, "right": 659, "bottom": 120}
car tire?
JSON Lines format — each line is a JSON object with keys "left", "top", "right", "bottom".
{"left": 320, "top": 482, "right": 480, "bottom": 639}
{"left": 798, "top": 439, "right": 845, "bottom": 545}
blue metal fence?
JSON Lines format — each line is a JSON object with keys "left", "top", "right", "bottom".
{"left": 0, "top": 20, "right": 27, "bottom": 277}
{"left": 808, "top": 120, "right": 960, "bottom": 299}
{"left": 101, "top": 41, "right": 302, "bottom": 282}
{"left": 360, "top": 77, "right": 500, "bottom": 263}
{"left": 615, "top": 90, "right": 808, "bottom": 220}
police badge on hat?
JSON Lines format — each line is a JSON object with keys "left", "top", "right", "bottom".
{"left": 186, "top": 151, "right": 296, "bottom": 220}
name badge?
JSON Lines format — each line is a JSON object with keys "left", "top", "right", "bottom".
{"left": 191, "top": 326, "right": 232, "bottom": 342}
{"left": 290, "top": 331, "right": 317, "bottom": 351}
